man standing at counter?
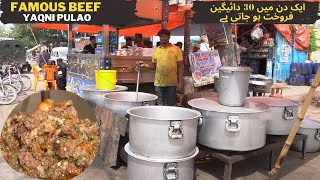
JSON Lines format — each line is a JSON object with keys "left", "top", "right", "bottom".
{"left": 140, "top": 29, "right": 183, "bottom": 106}
{"left": 83, "top": 36, "right": 96, "bottom": 54}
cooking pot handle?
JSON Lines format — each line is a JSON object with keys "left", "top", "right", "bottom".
{"left": 142, "top": 101, "right": 150, "bottom": 106}
{"left": 198, "top": 116, "right": 203, "bottom": 126}
{"left": 225, "top": 115, "right": 241, "bottom": 132}
{"left": 283, "top": 107, "right": 294, "bottom": 120}
{"left": 168, "top": 121, "right": 183, "bottom": 139}
{"left": 163, "top": 162, "right": 178, "bottom": 180}
{"left": 221, "top": 70, "right": 233, "bottom": 78}
{"left": 315, "top": 130, "right": 320, "bottom": 141}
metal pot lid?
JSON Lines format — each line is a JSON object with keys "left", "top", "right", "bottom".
{"left": 248, "top": 97, "right": 299, "bottom": 107}
{"left": 127, "top": 106, "right": 201, "bottom": 121}
{"left": 188, "top": 97, "right": 269, "bottom": 114}
{"left": 104, "top": 91, "right": 158, "bottom": 102}
{"left": 251, "top": 74, "right": 273, "bottom": 80}
{"left": 300, "top": 119, "right": 320, "bottom": 129}
{"left": 81, "top": 85, "right": 128, "bottom": 92}
{"left": 124, "top": 143, "right": 199, "bottom": 162}
{"left": 249, "top": 80, "right": 271, "bottom": 86}
{"left": 219, "top": 66, "right": 251, "bottom": 72}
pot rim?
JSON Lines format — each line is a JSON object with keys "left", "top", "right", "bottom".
{"left": 127, "top": 106, "right": 202, "bottom": 121}
{"left": 219, "top": 66, "right": 252, "bottom": 72}
{"left": 248, "top": 97, "right": 300, "bottom": 107}
{"left": 125, "top": 143, "right": 199, "bottom": 162}
{"left": 104, "top": 91, "right": 158, "bottom": 103}
{"left": 188, "top": 98, "right": 270, "bottom": 113}
{"left": 81, "top": 85, "right": 128, "bottom": 92}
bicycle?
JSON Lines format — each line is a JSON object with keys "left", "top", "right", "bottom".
{"left": 3, "top": 63, "right": 32, "bottom": 91}
{"left": 0, "top": 76, "right": 17, "bottom": 105}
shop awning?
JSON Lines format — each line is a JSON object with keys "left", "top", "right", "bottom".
{"left": 32, "top": 23, "right": 105, "bottom": 33}
{"left": 33, "top": 11, "right": 185, "bottom": 37}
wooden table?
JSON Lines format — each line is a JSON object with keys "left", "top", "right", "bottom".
{"left": 198, "top": 134, "right": 308, "bottom": 180}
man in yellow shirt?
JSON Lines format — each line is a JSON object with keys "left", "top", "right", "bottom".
{"left": 140, "top": 29, "right": 184, "bottom": 106}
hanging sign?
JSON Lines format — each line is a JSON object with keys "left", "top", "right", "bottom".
{"left": 280, "top": 45, "right": 291, "bottom": 63}
{"left": 189, "top": 50, "right": 222, "bottom": 87}
{"left": 204, "top": 23, "right": 228, "bottom": 46}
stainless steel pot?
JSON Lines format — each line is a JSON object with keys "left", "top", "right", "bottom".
{"left": 188, "top": 97, "right": 269, "bottom": 151}
{"left": 214, "top": 75, "right": 219, "bottom": 92}
{"left": 104, "top": 91, "right": 158, "bottom": 117}
{"left": 125, "top": 143, "right": 198, "bottom": 180}
{"left": 291, "top": 119, "right": 320, "bottom": 153}
{"left": 81, "top": 85, "right": 128, "bottom": 107}
{"left": 248, "top": 97, "right": 299, "bottom": 135}
{"left": 219, "top": 66, "right": 251, "bottom": 106}
{"left": 249, "top": 80, "right": 273, "bottom": 94}
{"left": 127, "top": 106, "right": 202, "bottom": 159}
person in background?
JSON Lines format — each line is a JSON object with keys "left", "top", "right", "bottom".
{"left": 140, "top": 29, "right": 183, "bottom": 106}
{"left": 37, "top": 48, "right": 50, "bottom": 68}
{"left": 175, "top": 42, "right": 184, "bottom": 54}
{"left": 56, "top": 58, "right": 67, "bottom": 90}
{"left": 175, "top": 42, "right": 183, "bottom": 49}
{"left": 135, "top": 33, "right": 145, "bottom": 48}
{"left": 192, "top": 43, "right": 201, "bottom": 52}
{"left": 121, "top": 37, "right": 133, "bottom": 49}
{"left": 83, "top": 36, "right": 96, "bottom": 54}
{"left": 50, "top": 60, "right": 56, "bottom": 66}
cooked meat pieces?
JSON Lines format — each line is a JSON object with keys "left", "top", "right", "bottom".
{"left": 0, "top": 99, "right": 99, "bottom": 179}
{"left": 75, "top": 156, "right": 91, "bottom": 167}
{"left": 66, "top": 106, "right": 78, "bottom": 118}
{"left": 24, "top": 116, "right": 41, "bottom": 131}
{"left": 18, "top": 152, "right": 39, "bottom": 171}
{"left": 33, "top": 109, "right": 50, "bottom": 121}
{"left": 66, "top": 163, "right": 82, "bottom": 177}
{"left": 56, "top": 140, "right": 77, "bottom": 159}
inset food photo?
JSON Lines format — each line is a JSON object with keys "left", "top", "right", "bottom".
{"left": 0, "top": 90, "right": 99, "bottom": 179}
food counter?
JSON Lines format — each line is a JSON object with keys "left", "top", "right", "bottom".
{"left": 66, "top": 53, "right": 155, "bottom": 96}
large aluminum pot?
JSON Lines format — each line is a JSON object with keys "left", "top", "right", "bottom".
{"left": 219, "top": 66, "right": 251, "bottom": 106}
{"left": 127, "top": 106, "right": 202, "bottom": 159}
{"left": 214, "top": 75, "right": 219, "bottom": 92}
{"left": 248, "top": 97, "right": 299, "bottom": 135}
{"left": 291, "top": 119, "right": 320, "bottom": 152}
{"left": 125, "top": 143, "right": 198, "bottom": 180}
{"left": 188, "top": 97, "right": 269, "bottom": 151}
{"left": 81, "top": 85, "right": 128, "bottom": 107}
{"left": 104, "top": 91, "right": 158, "bottom": 117}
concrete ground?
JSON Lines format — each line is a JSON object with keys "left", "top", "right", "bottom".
{"left": 1, "top": 72, "right": 320, "bottom": 179}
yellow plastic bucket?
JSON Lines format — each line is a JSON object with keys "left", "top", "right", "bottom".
{"left": 95, "top": 70, "right": 117, "bottom": 90}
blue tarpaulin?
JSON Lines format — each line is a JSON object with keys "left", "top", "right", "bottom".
{"left": 273, "top": 31, "right": 307, "bottom": 82}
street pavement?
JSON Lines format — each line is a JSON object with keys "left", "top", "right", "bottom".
{"left": 1, "top": 73, "right": 320, "bottom": 180}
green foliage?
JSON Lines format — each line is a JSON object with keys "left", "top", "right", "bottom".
{"left": 9, "top": 24, "right": 65, "bottom": 48}
{"left": 308, "top": 25, "right": 317, "bottom": 53}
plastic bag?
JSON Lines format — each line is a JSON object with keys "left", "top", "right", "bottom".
{"left": 251, "top": 27, "right": 263, "bottom": 41}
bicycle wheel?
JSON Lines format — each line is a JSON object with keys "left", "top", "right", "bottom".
{"left": 20, "top": 75, "right": 32, "bottom": 91}
{"left": 0, "top": 84, "right": 17, "bottom": 105}
{"left": 3, "top": 77, "right": 23, "bottom": 94}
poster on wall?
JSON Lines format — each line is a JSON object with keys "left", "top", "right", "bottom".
{"left": 204, "top": 23, "right": 228, "bottom": 46}
{"left": 280, "top": 45, "right": 291, "bottom": 63}
{"left": 189, "top": 50, "right": 222, "bottom": 87}
{"left": 66, "top": 76, "right": 95, "bottom": 97}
